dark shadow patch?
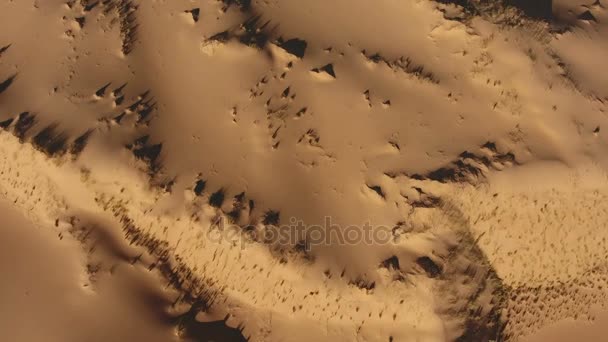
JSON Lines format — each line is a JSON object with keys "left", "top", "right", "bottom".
{"left": 112, "top": 82, "right": 128, "bottom": 95}
{"left": 95, "top": 82, "right": 112, "bottom": 97}
{"left": 84, "top": 1, "right": 100, "bottom": 12}
{"left": 504, "top": 0, "right": 553, "bottom": 20}
{"left": 434, "top": 0, "right": 479, "bottom": 15}
{"left": 178, "top": 317, "right": 247, "bottom": 341}
{"left": 0, "top": 74, "right": 16, "bottom": 94}
{"left": 311, "top": 63, "right": 336, "bottom": 78}
{"left": 159, "top": 177, "right": 177, "bottom": 193}
{"left": 75, "top": 16, "right": 86, "bottom": 28}
{"left": 262, "top": 210, "right": 280, "bottom": 225}
{"left": 136, "top": 100, "right": 156, "bottom": 124}
{"left": 0, "top": 117, "right": 13, "bottom": 129}
{"left": 102, "top": 203, "right": 247, "bottom": 342}
{"left": 114, "top": 95, "right": 125, "bottom": 106}
{"left": 406, "top": 142, "right": 516, "bottom": 184}
{"left": 186, "top": 8, "right": 200, "bottom": 22}
{"left": 410, "top": 192, "right": 441, "bottom": 209}
{"left": 32, "top": 124, "right": 69, "bottom": 156}
{"left": 380, "top": 256, "right": 400, "bottom": 270}
{"left": 119, "top": 0, "right": 139, "bottom": 55}
{"left": 367, "top": 185, "right": 385, "bottom": 199}
{"left": 434, "top": 0, "right": 558, "bottom": 29}
{"left": 349, "top": 277, "right": 376, "bottom": 292}
{"left": 102, "top": 0, "right": 139, "bottom": 55}
{"left": 293, "top": 240, "right": 314, "bottom": 261}
{"left": 295, "top": 107, "right": 307, "bottom": 117}
{"left": 174, "top": 302, "right": 247, "bottom": 341}
{"left": 193, "top": 179, "right": 207, "bottom": 196}
{"left": 239, "top": 16, "right": 272, "bottom": 49}
{"left": 362, "top": 50, "right": 439, "bottom": 84}
{"left": 127, "top": 135, "right": 163, "bottom": 173}
{"left": 227, "top": 192, "right": 246, "bottom": 222}
{"left": 437, "top": 199, "right": 509, "bottom": 342}
{"left": 208, "top": 30, "right": 230, "bottom": 42}
{"left": 221, "top": 0, "right": 251, "bottom": 11}
{"left": 482, "top": 141, "right": 497, "bottom": 151}
{"left": 278, "top": 38, "right": 307, "bottom": 58}
{"left": 0, "top": 44, "right": 10, "bottom": 56}
{"left": 134, "top": 143, "right": 162, "bottom": 170}
{"left": 578, "top": 10, "right": 597, "bottom": 22}
{"left": 13, "top": 112, "right": 36, "bottom": 141}
{"left": 205, "top": 15, "right": 274, "bottom": 51}
{"left": 416, "top": 256, "right": 442, "bottom": 278}
{"left": 321, "top": 64, "right": 336, "bottom": 77}
{"left": 209, "top": 188, "right": 226, "bottom": 208}
{"left": 70, "top": 129, "right": 94, "bottom": 156}
{"left": 113, "top": 112, "right": 126, "bottom": 124}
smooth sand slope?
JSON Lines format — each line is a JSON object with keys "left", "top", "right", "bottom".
{"left": 1, "top": 0, "right": 608, "bottom": 341}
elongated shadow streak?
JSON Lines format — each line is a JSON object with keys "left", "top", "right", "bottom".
{"left": 0, "top": 74, "right": 16, "bottom": 95}
{"left": 0, "top": 44, "right": 11, "bottom": 56}
{"left": 174, "top": 302, "right": 248, "bottom": 341}
{"left": 435, "top": 198, "right": 510, "bottom": 342}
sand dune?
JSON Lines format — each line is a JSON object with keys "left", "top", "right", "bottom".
{"left": 1, "top": 0, "right": 608, "bottom": 341}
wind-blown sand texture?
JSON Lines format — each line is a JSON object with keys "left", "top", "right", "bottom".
{"left": 1, "top": 1, "right": 608, "bottom": 341}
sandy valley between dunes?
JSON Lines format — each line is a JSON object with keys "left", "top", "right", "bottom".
{"left": 2, "top": 0, "right": 608, "bottom": 341}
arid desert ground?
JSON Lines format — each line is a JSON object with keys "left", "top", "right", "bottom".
{"left": 1, "top": 0, "right": 608, "bottom": 341}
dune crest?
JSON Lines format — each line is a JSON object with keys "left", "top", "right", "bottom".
{"left": 2, "top": 0, "right": 608, "bottom": 341}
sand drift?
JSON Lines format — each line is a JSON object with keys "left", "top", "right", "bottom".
{"left": 2, "top": 1, "right": 608, "bottom": 341}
